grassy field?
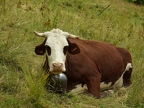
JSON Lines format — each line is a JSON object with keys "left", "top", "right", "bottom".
{"left": 0, "top": 0, "right": 144, "bottom": 107}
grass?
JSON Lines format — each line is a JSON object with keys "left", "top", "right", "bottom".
{"left": 0, "top": 0, "right": 144, "bottom": 107}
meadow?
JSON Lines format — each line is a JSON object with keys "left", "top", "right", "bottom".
{"left": 0, "top": 0, "right": 144, "bottom": 107}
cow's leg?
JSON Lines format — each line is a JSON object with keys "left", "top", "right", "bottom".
{"left": 86, "top": 75, "right": 101, "bottom": 98}
{"left": 100, "top": 90, "right": 114, "bottom": 98}
{"left": 123, "top": 63, "right": 132, "bottom": 87}
{"left": 66, "top": 81, "right": 77, "bottom": 92}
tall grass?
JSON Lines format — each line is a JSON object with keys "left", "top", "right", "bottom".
{"left": 0, "top": 0, "right": 144, "bottom": 107}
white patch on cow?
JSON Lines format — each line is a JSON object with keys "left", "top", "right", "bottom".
{"left": 100, "top": 82, "right": 112, "bottom": 90}
{"left": 69, "top": 84, "right": 87, "bottom": 95}
{"left": 125, "top": 63, "right": 132, "bottom": 71}
{"left": 113, "top": 75, "right": 123, "bottom": 89}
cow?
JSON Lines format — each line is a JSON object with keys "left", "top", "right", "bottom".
{"left": 34, "top": 28, "right": 132, "bottom": 98}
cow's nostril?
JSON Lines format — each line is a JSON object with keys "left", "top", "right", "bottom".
{"left": 52, "top": 63, "right": 63, "bottom": 67}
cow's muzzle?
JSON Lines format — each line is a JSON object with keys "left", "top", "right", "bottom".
{"left": 52, "top": 63, "right": 64, "bottom": 73}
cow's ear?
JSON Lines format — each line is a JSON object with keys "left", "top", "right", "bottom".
{"left": 35, "top": 45, "right": 45, "bottom": 55}
{"left": 35, "top": 39, "right": 46, "bottom": 55}
{"left": 68, "top": 43, "right": 80, "bottom": 54}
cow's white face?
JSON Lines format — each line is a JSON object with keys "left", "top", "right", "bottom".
{"left": 34, "top": 29, "right": 80, "bottom": 74}
{"left": 45, "top": 33, "right": 68, "bottom": 73}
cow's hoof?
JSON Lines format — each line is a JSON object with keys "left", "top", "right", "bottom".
{"left": 100, "top": 90, "right": 114, "bottom": 98}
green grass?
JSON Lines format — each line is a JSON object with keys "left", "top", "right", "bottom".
{"left": 0, "top": 0, "right": 144, "bottom": 107}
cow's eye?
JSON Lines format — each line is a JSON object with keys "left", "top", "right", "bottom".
{"left": 63, "top": 46, "right": 69, "bottom": 55}
{"left": 45, "top": 45, "right": 51, "bottom": 55}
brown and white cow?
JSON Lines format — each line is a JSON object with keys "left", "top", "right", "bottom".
{"left": 34, "top": 28, "right": 132, "bottom": 98}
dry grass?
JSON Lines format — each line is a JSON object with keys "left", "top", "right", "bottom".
{"left": 0, "top": 0, "right": 144, "bottom": 107}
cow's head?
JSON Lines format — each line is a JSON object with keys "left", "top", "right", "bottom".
{"left": 34, "top": 29, "right": 80, "bottom": 74}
